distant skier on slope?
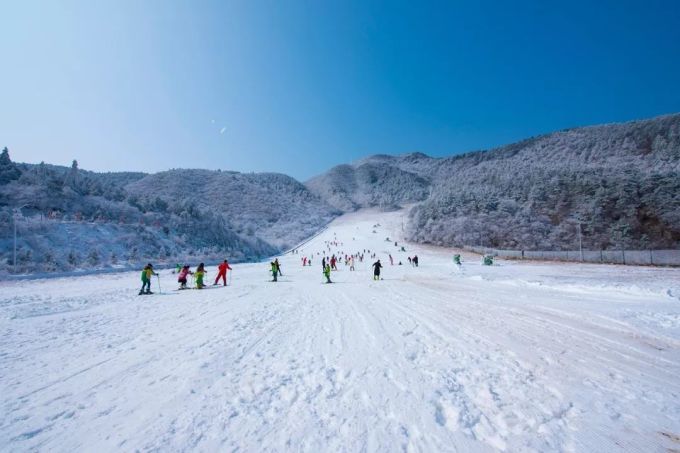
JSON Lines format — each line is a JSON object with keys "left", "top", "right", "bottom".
{"left": 270, "top": 261, "right": 279, "bottom": 282}
{"left": 412, "top": 255, "right": 419, "bottom": 267}
{"left": 139, "top": 263, "right": 158, "bottom": 295}
{"left": 274, "top": 258, "right": 282, "bottom": 276}
{"left": 214, "top": 259, "right": 232, "bottom": 286}
{"left": 177, "top": 265, "right": 193, "bottom": 289}
{"left": 195, "top": 263, "right": 207, "bottom": 289}
{"left": 323, "top": 263, "right": 332, "bottom": 283}
{"left": 372, "top": 260, "right": 382, "bottom": 281}
{"left": 389, "top": 254, "right": 394, "bottom": 265}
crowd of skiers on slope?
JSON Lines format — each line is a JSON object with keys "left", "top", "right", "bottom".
{"left": 137, "top": 224, "right": 443, "bottom": 294}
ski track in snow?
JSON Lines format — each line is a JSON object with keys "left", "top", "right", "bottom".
{"left": 1, "top": 209, "right": 679, "bottom": 452}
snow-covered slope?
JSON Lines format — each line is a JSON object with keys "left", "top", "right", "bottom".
{"left": 1, "top": 209, "right": 678, "bottom": 451}
{"left": 307, "top": 114, "right": 680, "bottom": 250}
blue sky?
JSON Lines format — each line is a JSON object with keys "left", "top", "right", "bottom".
{"left": 1, "top": 0, "right": 679, "bottom": 180}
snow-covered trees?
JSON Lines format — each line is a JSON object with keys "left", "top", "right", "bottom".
{"left": 0, "top": 147, "right": 21, "bottom": 184}
{"left": 308, "top": 114, "right": 680, "bottom": 251}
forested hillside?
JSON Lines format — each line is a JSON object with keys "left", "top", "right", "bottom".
{"left": 0, "top": 152, "right": 337, "bottom": 274}
{"left": 2, "top": 113, "right": 678, "bottom": 275}
{"left": 307, "top": 114, "right": 680, "bottom": 250}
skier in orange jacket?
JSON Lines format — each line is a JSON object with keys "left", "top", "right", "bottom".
{"left": 214, "top": 259, "right": 232, "bottom": 286}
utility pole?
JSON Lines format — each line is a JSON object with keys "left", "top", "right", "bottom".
{"left": 13, "top": 211, "right": 17, "bottom": 274}
{"left": 13, "top": 205, "right": 29, "bottom": 273}
{"left": 578, "top": 221, "right": 583, "bottom": 261}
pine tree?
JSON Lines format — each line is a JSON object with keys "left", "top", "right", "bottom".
{"left": 0, "top": 147, "right": 21, "bottom": 184}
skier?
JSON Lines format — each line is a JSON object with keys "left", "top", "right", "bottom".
{"left": 139, "top": 263, "right": 158, "bottom": 295}
{"left": 323, "top": 263, "right": 332, "bottom": 283}
{"left": 177, "top": 265, "right": 193, "bottom": 289}
{"left": 195, "top": 263, "right": 207, "bottom": 289}
{"left": 214, "top": 259, "right": 232, "bottom": 286}
{"left": 372, "top": 259, "right": 382, "bottom": 281}
{"left": 349, "top": 255, "right": 355, "bottom": 271}
{"left": 453, "top": 254, "right": 462, "bottom": 265}
{"left": 330, "top": 255, "right": 337, "bottom": 270}
{"left": 408, "top": 256, "right": 412, "bottom": 265}
{"left": 322, "top": 257, "right": 326, "bottom": 271}
{"left": 413, "top": 255, "right": 419, "bottom": 267}
{"left": 270, "top": 261, "right": 278, "bottom": 282}
{"left": 174, "top": 263, "right": 181, "bottom": 274}
{"left": 389, "top": 254, "right": 393, "bottom": 265}
{"left": 274, "top": 258, "right": 283, "bottom": 276}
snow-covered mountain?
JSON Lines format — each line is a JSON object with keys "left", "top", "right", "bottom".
{"left": 307, "top": 114, "right": 680, "bottom": 250}
{"left": 0, "top": 155, "right": 337, "bottom": 274}
{"left": 2, "top": 112, "right": 679, "bottom": 275}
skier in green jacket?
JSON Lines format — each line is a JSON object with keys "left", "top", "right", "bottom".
{"left": 323, "top": 263, "right": 332, "bottom": 283}
{"left": 139, "top": 263, "right": 158, "bottom": 295}
{"left": 271, "top": 261, "right": 278, "bottom": 282}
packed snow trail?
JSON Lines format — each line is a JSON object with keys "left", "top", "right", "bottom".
{"left": 1, "top": 209, "right": 679, "bottom": 452}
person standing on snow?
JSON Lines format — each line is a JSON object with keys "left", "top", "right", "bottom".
{"left": 195, "top": 263, "right": 207, "bottom": 289}
{"left": 413, "top": 255, "right": 419, "bottom": 267}
{"left": 270, "top": 261, "right": 278, "bottom": 282}
{"left": 177, "top": 265, "right": 193, "bottom": 289}
{"left": 372, "top": 260, "right": 382, "bottom": 281}
{"left": 389, "top": 254, "right": 394, "bottom": 265}
{"left": 214, "top": 259, "right": 232, "bottom": 286}
{"left": 323, "top": 263, "right": 332, "bottom": 283}
{"left": 139, "top": 263, "right": 158, "bottom": 295}
{"left": 274, "top": 258, "right": 282, "bottom": 276}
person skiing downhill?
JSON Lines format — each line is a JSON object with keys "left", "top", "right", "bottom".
{"left": 139, "top": 263, "right": 158, "bottom": 295}
{"left": 372, "top": 260, "right": 382, "bottom": 281}
{"left": 214, "top": 259, "right": 232, "bottom": 286}
{"left": 323, "top": 263, "right": 332, "bottom": 283}
{"left": 177, "top": 265, "right": 193, "bottom": 289}
{"left": 195, "top": 263, "right": 207, "bottom": 289}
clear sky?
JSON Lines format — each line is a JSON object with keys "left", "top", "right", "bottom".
{"left": 1, "top": 0, "right": 679, "bottom": 180}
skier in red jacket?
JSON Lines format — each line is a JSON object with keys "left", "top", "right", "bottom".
{"left": 214, "top": 259, "right": 232, "bottom": 286}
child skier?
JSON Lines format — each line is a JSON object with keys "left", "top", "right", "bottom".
{"left": 139, "top": 263, "right": 158, "bottom": 295}
{"left": 372, "top": 260, "right": 382, "bottom": 281}
{"left": 323, "top": 263, "right": 332, "bottom": 283}
{"left": 195, "top": 263, "right": 207, "bottom": 289}
{"left": 214, "top": 259, "right": 232, "bottom": 286}
{"left": 177, "top": 265, "right": 193, "bottom": 289}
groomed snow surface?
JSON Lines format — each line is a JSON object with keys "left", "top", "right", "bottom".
{"left": 1, "top": 209, "right": 679, "bottom": 452}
